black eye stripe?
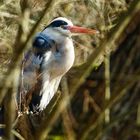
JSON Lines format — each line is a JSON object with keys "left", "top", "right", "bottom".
{"left": 48, "top": 20, "right": 68, "bottom": 27}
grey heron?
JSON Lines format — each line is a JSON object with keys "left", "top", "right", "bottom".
{"left": 23, "top": 17, "right": 98, "bottom": 112}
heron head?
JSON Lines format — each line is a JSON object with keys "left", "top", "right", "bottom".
{"left": 43, "top": 17, "right": 99, "bottom": 38}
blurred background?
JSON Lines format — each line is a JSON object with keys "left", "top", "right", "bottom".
{"left": 0, "top": 0, "right": 140, "bottom": 140}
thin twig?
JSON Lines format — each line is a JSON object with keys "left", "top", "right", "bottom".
{"left": 61, "top": 77, "right": 76, "bottom": 140}
{"left": 12, "top": 129, "right": 25, "bottom": 140}
{"left": 104, "top": 53, "right": 111, "bottom": 123}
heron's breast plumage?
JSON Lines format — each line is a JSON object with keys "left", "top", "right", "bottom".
{"left": 23, "top": 32, "right": 75, "bottom": 111}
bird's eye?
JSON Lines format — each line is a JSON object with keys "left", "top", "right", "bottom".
{"left": 60, "top": 25, "right": 67, "bottom": 30}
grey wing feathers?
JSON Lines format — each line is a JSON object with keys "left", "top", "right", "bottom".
{"left": 22, "top": 32, "right": 56, "bottom": 111}
{"left": 23, "top": 32, "right": 56, "bottom": 91}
